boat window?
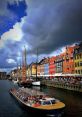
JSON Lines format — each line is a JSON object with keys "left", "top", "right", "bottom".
{"left": 42, "top": 101, "right": 51, "bottom": 105}
{"left": 51, "top": 100, "right": 55, "bottom": 104}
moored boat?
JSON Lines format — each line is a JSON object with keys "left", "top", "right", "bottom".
{"left": 12, "top": 79, "right": 19, "bottom": 84}
{"left": 9, "top": 87, "right": 65, "bottom": 116}
{"left": 18, "top": 80, "right": 32, "bottom": 87}
{"left": 32, "top": 81, "right": 40, "bottom": 86}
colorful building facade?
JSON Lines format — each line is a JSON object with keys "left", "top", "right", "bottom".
{"left": 21, "top": 43, "right": 82, "bottom": 78}
{"left": 37, "top": 58, "right": 49, "bottom": 77}
{"left": 37, "top": 64, "right": 41, "bottom": 76}
{"left": 32, "top": 63, "right": 37, "bottom": 76}
{"left": 37, "top": 59, "right": 45, "bottom": 76}
{"left": 55, "top": 54, "right": 63, "bottom": 73}
{"left": 49, "top": 56, "right": 56, "bottom": 77}
{"left": 27, "top": 65, "right": 31, "bottom": 77}
{"left": 44, "top": 58, "right": 49, "bottom": 76}
{"left": 74, "top": 43, "right": 82, "bottom": 74}
{"left": 63, "top": 46, "right": 75, "bottom": 74}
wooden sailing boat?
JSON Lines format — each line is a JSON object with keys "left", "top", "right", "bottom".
{"left": 32, "top": 49, "right": 40, "bottom": 86}
{"left": 19, "top": 46, "right": 32, "bottom": 87}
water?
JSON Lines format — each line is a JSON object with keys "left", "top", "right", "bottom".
{"left": 0, "top": 80, "right": 82, "bottom": 117}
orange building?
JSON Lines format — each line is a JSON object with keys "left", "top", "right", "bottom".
{"left": 63, "top": 46, "right": 75, "bottom": 74}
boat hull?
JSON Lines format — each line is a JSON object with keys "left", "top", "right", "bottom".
{"left": 18, "top": 81, "right": 32, "bottom": 87}
{"left": 32, "top": 81, "right": 40, "bottom": 86}
{"left": 10, "top": 91, "right": 65, "bottom": 117}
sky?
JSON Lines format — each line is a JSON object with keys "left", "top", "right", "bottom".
{"left": 0, "top": 0, "right": 82, "bottom": 72}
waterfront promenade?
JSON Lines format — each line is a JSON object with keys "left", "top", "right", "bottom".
{"left": 41, "top": 79, "right": 82, "bottom": 92}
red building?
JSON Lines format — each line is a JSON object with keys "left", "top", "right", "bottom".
{"left": 49, "top": 56, "right": 56, "bottom": 78}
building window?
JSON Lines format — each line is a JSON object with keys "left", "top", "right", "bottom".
{"left": 78, "top": 70, "right": 80, "bottom": 74}
{"left": 81, "top": 70, "right": 82, "bottom": 74}
{"left": 78, "top": 62, "right": 79, "bottom": 67}
{"left": 75, "top": 63, "right": 77, "bottom": 67}
{"left": 80, "top": 61, "right": 82, "bottom": 66}
{"left": 80, "top": 54, "right": 82, "bottom": 59}
{"left": 76, "top": 55, "right": 77, "bottom": 59}
{"left": 76, "top": 55, "right": 79, "bottom": 59}
{"left": 79, "top": 54, "right": 81, "bottom": 59}
{"left": 75, "top": 56, "right": 77, "bottom": 60}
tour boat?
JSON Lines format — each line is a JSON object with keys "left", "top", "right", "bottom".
{"left": 10, "top": 87, "right": 65, "bottom": 117}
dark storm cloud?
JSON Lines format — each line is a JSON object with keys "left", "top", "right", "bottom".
{"left": 0, "top": 0, "right": 82, "bottom": 70}
{"left": 22, "top": 0, "right": 82, "bottom": 54}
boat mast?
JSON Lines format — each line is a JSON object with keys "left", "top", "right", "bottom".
{"left": 36, "top": 48, "right": 38, "bottom": 80}
{"left": 22, "top": 46, "right": 27, "bottom": 82}
{"left": 19, "top": 60, "right": 22, "bottom": 81}
{"left": 17, "top": 62, "right": 18, "bottom": 81}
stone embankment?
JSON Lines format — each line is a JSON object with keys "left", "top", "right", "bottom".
{"left": 41, "top": 80, "right": 82, "bottom": 92}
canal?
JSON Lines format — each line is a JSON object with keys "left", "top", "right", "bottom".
{"left": 0, "top": 80, "right": 82, "bottom": 117}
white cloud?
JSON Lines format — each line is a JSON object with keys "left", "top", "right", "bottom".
{"left": 6, "top": 58, "right": 16, "bottom": 64}
{"left": 61, "top": 47, "right": 66, "bottom": 53}
{"left": 0, "top": 17, "right": 25, "bottom": 48}
{"left": 2, "top": 22, "right": 23, "bottom": 41}
{"left": 49, "top": 49, "right": 62, "bottom": 57}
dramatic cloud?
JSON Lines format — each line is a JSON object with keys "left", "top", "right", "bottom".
{"left": 23, "top": 0, "right": 82, "bottom": 54}
{"left": 0, "top": 0, "right": 82, "bottom": 71}
{"left": 0, "top": 0, "right": 27, "bottom": 70}
{"left": 0, "top": 17, "right": 26, "bottom": 49}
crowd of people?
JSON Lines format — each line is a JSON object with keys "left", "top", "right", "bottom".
{"left": 50, "top": 76, "right": 82, "bottom": 85}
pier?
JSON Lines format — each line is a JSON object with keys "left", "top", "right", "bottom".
{"left": 41, "top": 80, "right": 82, "bottom": 92}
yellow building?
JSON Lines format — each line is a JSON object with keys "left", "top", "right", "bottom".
{"left": 31, "top": 63, "right": 37, "bottom": 76}
{"left": 27, "top": 67, "right": 31, "bottom": 77}
{"left": 74, "top": 43, "right": 82, "bottom": 74}
{"left": 37, "top": 64, "right": 41, "bottom": 76}
{"left": 27, "top": 63, "right": 37, "bottom": 77}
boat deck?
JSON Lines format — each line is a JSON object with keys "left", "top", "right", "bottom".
{"left": 10, "top": 88, "right": 65, "bottom": 111}
{"left": 36, "top": 101, "right": 65, "bottom": 110}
